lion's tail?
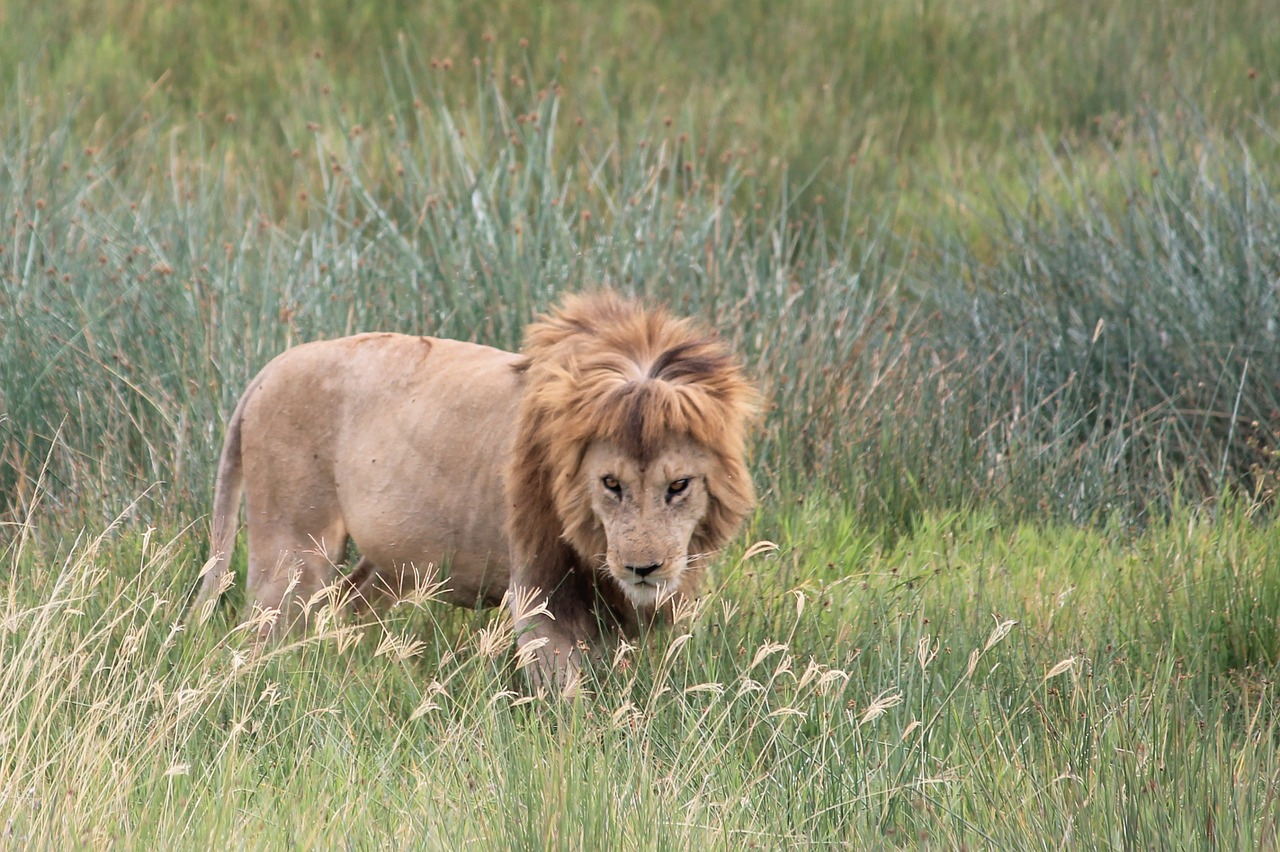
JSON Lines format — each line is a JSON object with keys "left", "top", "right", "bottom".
{"left": 191, "top": 374, "right": 258, "bottom": 622}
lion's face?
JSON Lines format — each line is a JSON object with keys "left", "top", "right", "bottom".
{"left": 580, "top": 436, "right": 714, "bottom": 607}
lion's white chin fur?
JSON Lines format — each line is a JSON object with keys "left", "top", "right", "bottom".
{"left": 606, "top": 559, "right": 686, "bottom": 609}
{"left": 618, "top": 579, "right": 663, "bottom": 608}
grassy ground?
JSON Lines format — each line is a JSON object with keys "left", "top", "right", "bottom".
{"left": 3, "top": 0, "right": 1280, "bottom": 847}
{"left": 5, "top": 503, "right": 1279, "bottom": 846}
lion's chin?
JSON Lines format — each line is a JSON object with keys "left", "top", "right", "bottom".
{"left": 611, "top": 575, "right": 677, "bottom": 610}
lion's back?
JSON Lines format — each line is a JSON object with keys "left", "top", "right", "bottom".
{"left": 240, "top": 332, "right": 521, "bottom": 453}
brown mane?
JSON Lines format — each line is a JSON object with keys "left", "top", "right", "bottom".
{"left": 505, "top": 292, "right": 758, "bottom": 596}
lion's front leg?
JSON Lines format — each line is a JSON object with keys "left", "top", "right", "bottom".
{"left": 513, "top": 614, "right": 588, "bottom": 697}
{"left": 507, "top": 550, "right": 605, "bottom": 696}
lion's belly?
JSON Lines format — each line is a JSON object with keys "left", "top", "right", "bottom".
{"left": 325, "top": 335, "right": 524, "bottom": 609}
{"left": 345, "top": 498, "right": 513, "bottom": 608}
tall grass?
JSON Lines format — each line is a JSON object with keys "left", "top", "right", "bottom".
{"left": 3, "top": 52, "right": 1279, "bottom": 535}
{"left": 3, "top": 492, "right": 1279, "bottom": 846}
{"left": 922, "top": 120, "right": 1280, "bottom": 522}
{"left": 0, "top": 49, "right": 894, "bottom": 532}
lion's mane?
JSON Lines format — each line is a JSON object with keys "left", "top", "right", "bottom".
{"left": 505, "top": 292, "right": 758, "bottom": 599}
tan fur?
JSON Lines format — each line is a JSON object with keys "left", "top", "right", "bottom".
{"left": 195, "top": 292, "right": 757, "bottom": 693}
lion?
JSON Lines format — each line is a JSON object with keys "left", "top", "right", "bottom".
{"left": 193, "top": 291, "right": 758, "bottom": 692}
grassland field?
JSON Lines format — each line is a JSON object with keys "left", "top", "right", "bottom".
{"left": 2, "top": 0, "right": 1280, "bottom": 846}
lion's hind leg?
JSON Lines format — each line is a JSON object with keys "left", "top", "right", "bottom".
{"left": 244, "top": 517, "right": 349, "bottom": 640}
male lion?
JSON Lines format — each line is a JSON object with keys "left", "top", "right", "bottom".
{"left": 194, "top": 291, "right": 757, "bottom": 691}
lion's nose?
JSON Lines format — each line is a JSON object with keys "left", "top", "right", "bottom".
{"left": 626, "top": 562, "right": 662, "bottom": 578}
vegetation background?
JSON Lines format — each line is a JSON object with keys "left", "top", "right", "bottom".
{"left": 2, "top": 0, "right": 1279, "bottom": 846}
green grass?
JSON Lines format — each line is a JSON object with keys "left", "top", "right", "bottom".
{"left": 4, "top": 501, "right": 1280, "bottom": 846}
{"left": 3, "top": 0, "right": 1280, "bottom": 846}
{"left": 5, "top": 0, "right": 1280, "bottom": 212}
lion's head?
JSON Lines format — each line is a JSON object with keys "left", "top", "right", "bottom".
{"left": 506, "top": 292, "right": 758, "bottom": 610}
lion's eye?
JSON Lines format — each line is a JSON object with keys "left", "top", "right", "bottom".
{"left": 602, "top": 475, "right": 621, "bottom": 494}
{"left": 667, "top": 478, "right": 690, "bottom": 496}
